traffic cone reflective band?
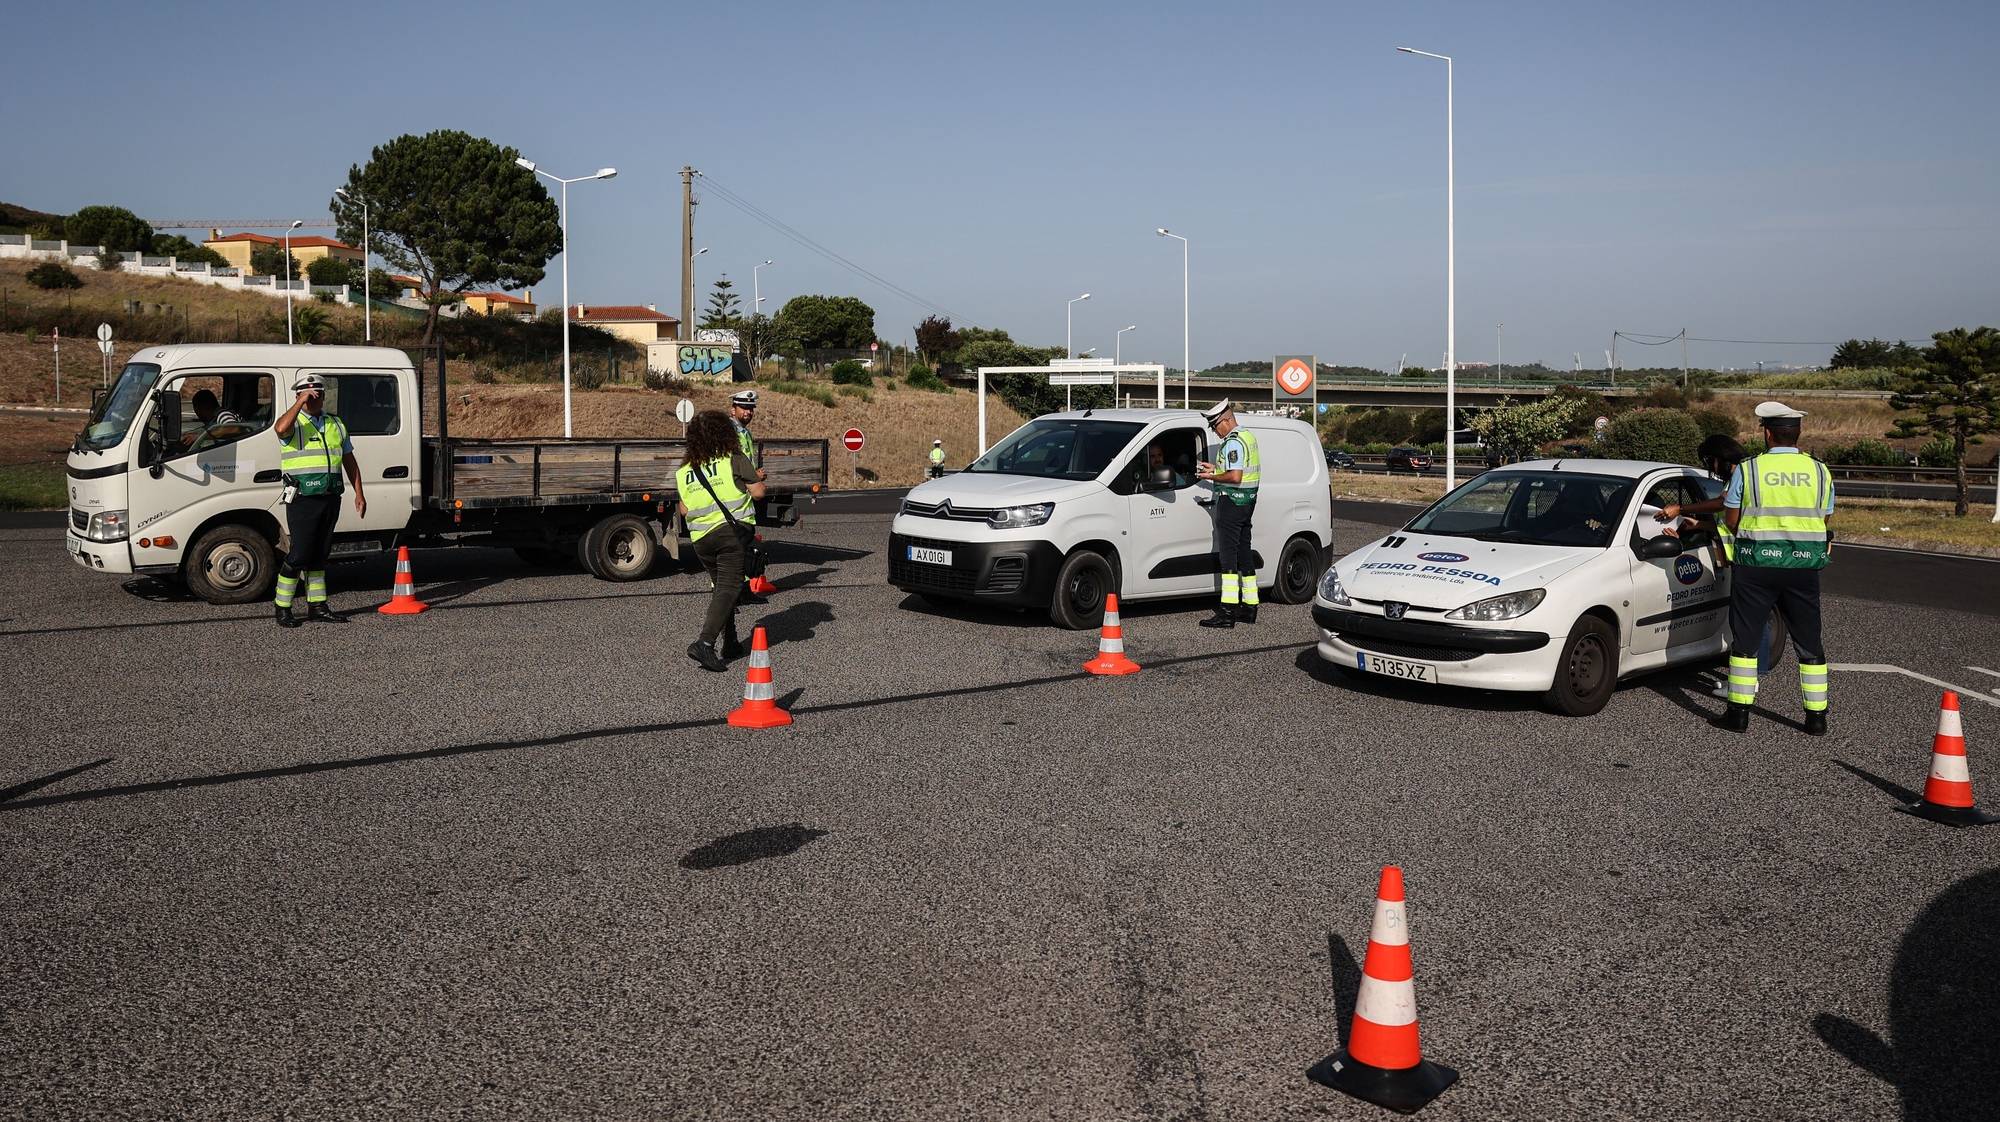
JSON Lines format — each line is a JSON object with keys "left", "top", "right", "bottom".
{"left": 1082, "top": 594, "right": 1141, "bottom": 676}
{"left": 377, "top": 546, "right": 429, "bottom": 615}
{"left": 1907, "top": 691, "right": 1997, "bottom": 827}
{"left": 727, "top": 627, "right": 793, "bottom": 728}
{"left": 1307, "top": 866, "right": 1457, "bottom": 1114}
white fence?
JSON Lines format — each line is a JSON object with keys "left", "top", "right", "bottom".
{"left": 0, "top": 234, "right": 356, "bottom": 306}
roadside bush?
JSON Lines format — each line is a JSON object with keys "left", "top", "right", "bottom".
{"left": 1821, "top": 438, "right": 1903, "bottom": 467}
{"left": 835, "top": 384, "right": 873, "bottom": 403}
{"left": 471, "top": 366, "right": 499, "bottom": 385}
{"left": 25, "top": 262, "right": 82, "bottom": 289}
{"left": 905, "top": 364, "right": 950, "bottom": 392}
{"left": 292, "top": 304, "right": 330, "bottom": 344}
{"left": 306, "top": 256, "right": 357, "bottom": 287}
{"left": 96, "top": 250, "right": 123, "bottom": 272}
{"left": 769, "top": 380, "right": 837, "bottom": 407}
{"left": 1346, "top": 408, "right": 1410, "bottom": 445}
{"left": 829, "top": 359, "right": 872, "bottom": 386}
{"left": 642, "top": 368, "right": 693, "bottom": 393}
{"left": 1917, "top": 436, "right": 1956, "bottom": 468}
{"left": 1688, "top": 406, "right": 1737, "bottom": 441}
{"left": 1409, "top": 407, "right": 1447, "bottom": 445}
{"left": 1603, "top": 407, "right": 1702, "bottom": 464}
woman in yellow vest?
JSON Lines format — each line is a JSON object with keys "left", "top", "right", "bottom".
{"left": 677, "top": 410, "right": 765, "bottom": 671}
{"left": 1715, "top": 402, "right": 1834, "bottom": 735}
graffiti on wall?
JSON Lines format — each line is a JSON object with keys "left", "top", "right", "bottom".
{"left": 694, "top": 327, "right": 741, "bottom": 347}
{"left": 679, "top": 345, "right": 735, "bottom": 378}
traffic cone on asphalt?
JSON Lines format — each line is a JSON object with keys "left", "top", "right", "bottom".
{"left": 746, "top": 573, "right": 779, "bottom": 597}
{"left": 1906, "top": 691, "right": 1998, "bottom": 827}
{"left": 1307, "top": 866, "right": 1458, "bottom": 1114}
{"left": 727, "top": 627, "right": 793, "bottom": 728}
{"left": 1082, "top": 594, "right": 1141, "bottom": 676}
{"left": 376, "top": 546, "right": 429, "bottom": 615}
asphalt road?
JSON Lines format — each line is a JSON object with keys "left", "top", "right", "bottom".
{"left": 4, "top": 511, "right": 1999, "bottom": 1121}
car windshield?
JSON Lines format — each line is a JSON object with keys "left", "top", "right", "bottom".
{"left": 79, "top": 362, "right": 162, "bottom": 452}
{"left": 964, "top": 419, "right": 1144, "bottom": 480}
{"left": 1406, "top": 470, "right": 1639, "bottom": 548}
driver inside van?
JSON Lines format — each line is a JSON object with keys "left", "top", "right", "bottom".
{"left": 1146, "top": 442, "right": 1191, "bottom": 488}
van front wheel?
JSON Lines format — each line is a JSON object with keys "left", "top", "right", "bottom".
{"left": 1049, "top": 549, "right": 1114, "bottom": 630}
{"left": 1272, "top": 535, "right": 1326, "bottom": 604}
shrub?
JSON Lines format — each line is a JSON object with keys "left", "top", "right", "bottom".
{"left": 769, "top": 380, "right": 837, "bottom": 407}
{"left": 25, "top": 262, "right": 82, "bottom": 290}
{"left": 905, "top": 364, "right": 950, "bottom": 392}
{"left": 829, "top": 359, "right": 873, "bottom": 386}
{"left": 573, "top": 362, "right": 606, "bottom": 391}
{"left": 96, "top": 250, "right": 123, "bottom": 272}
{"left": 471, "top": 366, "right": 499, "bottom": 385}
{"left": 305, "top": 256, "right": 357, "bottom": 287}
{"left": 835, "top": 384, "right": 873, "bottom": 403}
{"left": 149, "top": 234, "right": 230, "bottom": 267}
{"left": 1917, "top": 436, "right": 1956, "bottom": 468}
{"left": 1688, "top": 406, "right": 1737, "bottom": 441}
{"left": 643, "top": 368, "right": 693, "bottom": 393}
{"left": 1346, "top": 408, "right": 1410, "bottom": 445}
{"left": 249, "top": 243, "right": 300, "bottom": 278}
{"left": 1602, "top": 407, "right": 1702, "bottom": 464}
{"left": 1822, "top": 438, "right": 1902, "bottom": 467}
{"left": 292, "top": 304, "right": 331, "bottom": 344}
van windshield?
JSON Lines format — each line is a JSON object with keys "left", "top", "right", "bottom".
{"left": 964, "top": 419, "right": 1144, "bottom": 480}
{"left": 79, "top": 362, "right": 162, "bottom": 452}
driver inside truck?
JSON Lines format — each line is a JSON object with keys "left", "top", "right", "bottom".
{"left": 184, "top": 389, "right": 241, "bottom": 451}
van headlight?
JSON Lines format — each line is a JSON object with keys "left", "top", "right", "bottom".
{"left": 1445, "top": 588, "right": 1545, "bottom": 622}
{"left": 988, "top": 502, "right": 1053, "bottom": 529}
{"left": 1319, "top": 568, "right": 1351, "bottom": 605}
{"left": 83, "top": 509, "right": 130, "bottom": 542}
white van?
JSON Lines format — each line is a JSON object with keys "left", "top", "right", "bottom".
{"left": 888, "top": 409, "right": 1333, "bottom": 628}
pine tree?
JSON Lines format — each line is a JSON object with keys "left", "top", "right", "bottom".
{"left": 701, "top": 276, "right": 742, "bottom": 329}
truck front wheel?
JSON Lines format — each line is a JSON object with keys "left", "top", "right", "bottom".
{"left": 185, "top": 523, "right": 277, "bottom": 605}
{"left": 580, "top": 514, "right": 658, "bottom": 582}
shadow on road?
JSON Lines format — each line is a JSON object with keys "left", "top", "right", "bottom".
{"left": 755, "top": 601, "right": 835, "bottom": 645}
{"left": 1813, "top": 867, "right": 2000, "bottom": 1121}
{"left": 1290, "top": 648, "right": 1549, "bottom": 714}
{"left": 1323, "top": 932, "right": 1361, "bottom": 1044}
{"left": 679, "top": 824, "right": 827, "bottom": 870}
{"left": 1832, "top": 760, "right": 1923, "bottom": 805}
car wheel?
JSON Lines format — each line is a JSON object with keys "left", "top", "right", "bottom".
{"left": 1048, "top": 549, "right": 1114, "bottom": 630}
{"left": 184, "top": 523, "right": 277, "bottom": 605}
{"left": 1545, "top": 614, "right": 1619, "bottom": 717}
{"left": 1272, "top": 535, "right": 1325, "bottom": 604}
{"left": 579, "top": 514, "right": 658, "bottom": 582}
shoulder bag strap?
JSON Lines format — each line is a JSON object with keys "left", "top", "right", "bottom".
{"left": 692, "top": 462, "right": 744, "bottom": 529}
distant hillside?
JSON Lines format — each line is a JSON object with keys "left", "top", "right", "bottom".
{"left": 0, "top": 201, "right": 65, "bottom": 235}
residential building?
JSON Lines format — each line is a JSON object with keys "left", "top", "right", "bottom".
{"left": 464, "top": 291, "right": 537, "bottom": 319}
{"left": 573, "top": 304, "right": 680, "bottom": 347}
{"left": 203, "top": 230, "right": 363, "bottom": 274}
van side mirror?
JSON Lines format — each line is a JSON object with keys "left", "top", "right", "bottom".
{"left": 1637, "top": 534, "right": 1684, "bottom": 560}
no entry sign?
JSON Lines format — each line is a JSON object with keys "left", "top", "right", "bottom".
{"left": 842, "top": 428, "right": 865, "bottom": 452}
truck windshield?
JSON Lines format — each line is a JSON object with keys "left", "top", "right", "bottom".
{"left": 964, "top": 419, "right": 1144, "bottom": 480}
{"left": 1406, "top": 471, "right": 1638, "bottom": 548}
{"left": 79, "top": 362, "right": 162, "bottom": 452}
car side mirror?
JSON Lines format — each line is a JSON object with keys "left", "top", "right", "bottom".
{"left": 1637, "top": 534, "right": 1684, "bottom": 560}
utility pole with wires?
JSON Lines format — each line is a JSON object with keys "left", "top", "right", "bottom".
{"left": 680, "top": 166, "right": 698, "bottom": 340}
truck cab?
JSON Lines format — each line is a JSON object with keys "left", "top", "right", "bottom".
{"left": 67, "top": 345, "right": 421, "bottom": 602}
{"left": 888, "top": 409, "right": 1333, "bottom": 628}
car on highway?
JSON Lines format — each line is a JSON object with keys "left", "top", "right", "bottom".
{"left": 1312, "top": 459, "right": 1784, "bottom": 716}
{"left": 889, "top": 409, "right": 1333, "bottom": 628}
{"left": 1387, "top": 446, "right": 1432, "bottom": 473}
{"left": 1325, "top": 449, "right": 1356, "bottom": 471}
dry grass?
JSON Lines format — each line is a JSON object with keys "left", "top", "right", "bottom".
{"left": 1329, "top": 471, "right": 1447, "bottom": 504}
{"left": 1833, "top": 499, "right": 2000, "bottom": 557}
{"left": 1706, "top": 394, "right": 1907, "bottom": 452}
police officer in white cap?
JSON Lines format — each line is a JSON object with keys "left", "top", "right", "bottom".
{"left": 728, "top": 388, "right": 770, "bottom": 601}
{"left": 1196, "top": 398, "right": 1262, "bottom": 627}
{"left": 928, "top": 439, "right": 946, "bottom": 479}
{"left": 1714, "top": 400, "right": 1834, "bottom": 735}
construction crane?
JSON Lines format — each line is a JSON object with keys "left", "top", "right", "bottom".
{"left": 144, "top": 217, "right": 336, "bottom": 230}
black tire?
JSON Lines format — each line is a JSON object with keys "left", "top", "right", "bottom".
{"left": 1271, "top": 535, "right": 1326, "bottom": 604}
{"left": 184, "top": 523, "right": 277, "bottom": 605}
{"left": 1545, "top": 614, "right": 1620, "bottom": 717}
{"left": 579, "top": 514, "right": 658, "bottom": 582}
{"left": 1048, "top": 549, "right": 1114, "bottom": 630}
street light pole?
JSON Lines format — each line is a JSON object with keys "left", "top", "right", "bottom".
{"left": 517, "top": 158, "right": 617, "bottom": 438}
{"left": 1156, "top": 228, "right": 1189, "bottom": 407}
{"left": 1496, "top": 322, "right": 1503, "bottom": 383}
{"left": 283, "top": 220, "right": 302, "bottom": 345}
{"left": 335, "top": 189, "right": 371, "bottom": 342}
{"left": 1116, "top": 324, "right": 1136, "bottom": 365}
{"left": 1398, "top": 46, "right": 1456, "bottom": 489}
{"left": 1070, "top": 348, "right": 1097, "bottom": 410}
{"left": 1067, "top": 292, "right": 1091, "bottom": 357}
{"left": 753, "top": 259, "right": 773, "bottom": 318}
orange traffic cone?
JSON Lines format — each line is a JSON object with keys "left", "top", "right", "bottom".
{"left": 747, "top": 573, "right": 779, "bottom": 597}
{"left": 1083, "top": 593, "right": 1141, "bottom": 676}
{"left": 1307, "top": 866, "right": 1458, "bottom": 1114}
{"left": 376, "top": 546, "right": 429, "bottom": 615}
{"left": 727, "top": 626, "right": 793, "bottom": 728}
{"left": 1906, "top": 691, "right": 1997, "bottom": 827}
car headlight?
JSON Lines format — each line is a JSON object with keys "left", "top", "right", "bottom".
{"left": 1319, "top": 567, "right": 1351, "bottom": 605}
{"left": 1444, "top": 588, "right": 1545, "bottom": 622}
{"left": 989, "top": 502, "right": 1053, "bottom": 529}
{"left": 84, "top": 509, "right": 129, "bottom": 542}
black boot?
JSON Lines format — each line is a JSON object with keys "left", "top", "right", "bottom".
{"left": 1198, "top": 605, "right": 1237, "bottom": 629}
{"left": 275, "top": 604, "right": 302, "bottom": 629}
{"left": 686, "top": 640, "right": 727, "bottom": 672}
{"left": 1804, "top": 709, "right": 1828, "bottom": 737}
{"left": 306, "top": 603, "right": 347, "bottom": 624}
{"left": 1237, "top": 604, "right": 1259, "bottom": 625}
{"left": 1710, "top": 703, "right": 1751, "bottom": 733}
{"left": 721, "top": 628, "right": 745, "bottom": 660}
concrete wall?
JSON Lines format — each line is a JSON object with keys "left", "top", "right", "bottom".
{"left": 0, "top": 234, "right": 354, "bottom": 306}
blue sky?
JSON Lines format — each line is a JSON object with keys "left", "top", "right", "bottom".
{"left": 5, "top": 0, "right": 1995, "bottom": 370}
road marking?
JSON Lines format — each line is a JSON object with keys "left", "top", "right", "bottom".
{"left": 1835, "top": 663, "right": 2000, "bottom": 707}
{"left": 1965, "top": 666, "right": 2000, "bottom": 697}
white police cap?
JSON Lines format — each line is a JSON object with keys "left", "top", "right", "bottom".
{"left": 730, "top": 389, "right": 759, "bottom": 408}
{"left": 1753, "top": 400, "right": 1806, "bottom": 420}
{"left": 1201, "top": 398, "right": 1233, "bottom": 423}
{"left": 292, "top": 373, "right": 325, "bottom": 392}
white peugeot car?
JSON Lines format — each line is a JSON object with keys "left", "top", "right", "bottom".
{"left": 1313, "top": 459, "right": 1786, "bottom": 716}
